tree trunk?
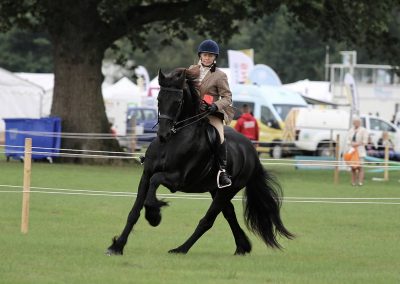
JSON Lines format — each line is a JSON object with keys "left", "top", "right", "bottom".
{"left": 51, "top": 36, "right": 121, "bottom": 163}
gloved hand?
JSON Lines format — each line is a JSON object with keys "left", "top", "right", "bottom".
{"left": 200, "top": 101, "right": 218, "bottom": 113}
{"left": 208, "top": 103, "right": 218, "bottom": 114}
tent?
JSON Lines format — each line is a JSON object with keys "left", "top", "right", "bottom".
{"left": 0, "top": 67, "right": 45, "bottom": 135}
{"left": 15, "top": 72, "right": 54, "bottom": 117}
{"left": 102, "top": 77, "right": 141, "bottom": 135}
{"left": 283, "top": 79, "right": 333, "bottom": 102}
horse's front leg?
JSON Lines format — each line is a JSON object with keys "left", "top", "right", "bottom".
{"left": 144, "top": 172, "right": 173, "bottom": 227}
{"left": 106, "top": 173, "right": 149, "bottom": 255}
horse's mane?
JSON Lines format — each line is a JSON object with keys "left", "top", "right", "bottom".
{"left": 173, "top": 67, "right": 201, "bottom": 109}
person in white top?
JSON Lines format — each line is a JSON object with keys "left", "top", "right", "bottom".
{"left": 347, "top": 115, "right": 369, "bottom": 186}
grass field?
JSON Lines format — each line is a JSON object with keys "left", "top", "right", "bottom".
{"left": 0, "top": 157, "right": 400, "bottom": 283}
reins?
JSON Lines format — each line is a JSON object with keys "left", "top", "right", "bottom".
{"left": 156, "top": 86, "right": 211, "bottom": 134}
{"left": 171, "top": 110, "right": 211, "bottom": 133}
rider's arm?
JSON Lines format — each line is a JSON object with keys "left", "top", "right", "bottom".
{"left": 214, "top": 72, "right": 232, "bottom": 111}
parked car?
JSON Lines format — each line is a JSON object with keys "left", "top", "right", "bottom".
{"left": 118, "top": 107, "right": 158, "bottom": 150}
{"left": 284, "top": 108, "right": 400, "bottom": 156}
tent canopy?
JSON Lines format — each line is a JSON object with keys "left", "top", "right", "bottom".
{"left": 16, "top": 72, "right": 54, "bottom": 91}
{"left": 283, "top": 79, "right": 333, "bottom": 102}
{"left": 0, "top": 67, "right": 45, "bottom": 132}
{"left": 103, "top": 77, "right": 140, "bottom": 104}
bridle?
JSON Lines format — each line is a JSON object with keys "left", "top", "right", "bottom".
{"left": 157, "top": 87, "right": 184, "bottom": 126}
{"left": 157, "top": 86, "right": 211, "bottom": 134}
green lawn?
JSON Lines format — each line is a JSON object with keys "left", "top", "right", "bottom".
{"left": 0, "top": 158, "right": 399, "bottom": 284}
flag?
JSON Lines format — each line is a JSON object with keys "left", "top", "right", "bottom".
{"left": 227, "top": 49, "right": 254, "bottom": 84}
{"left": 344, "top": 73, "right": 359, "bottom": 115}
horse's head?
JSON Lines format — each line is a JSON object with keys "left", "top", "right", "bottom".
{"left": 157, "top": 69, "right": 187, "bottom": 142}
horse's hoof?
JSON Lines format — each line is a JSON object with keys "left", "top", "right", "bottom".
{"left": 145, "top": 208, "right": 162, "bottom": 227}
{"left": 234, "top": 249, "right": 248, "bottom": 256}
{"left": 168, "top": 247, "right": 187, "bottom": 254}
{"left": 105, "top": 248, "right": 123, "bottom": 256}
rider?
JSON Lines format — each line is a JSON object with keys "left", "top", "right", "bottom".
{"left": 189, "top": 39, "right": 234, "bottom": 188}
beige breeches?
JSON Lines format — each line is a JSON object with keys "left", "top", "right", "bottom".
{"left": 208, "top": 115, "right": 224, "bottom": 144}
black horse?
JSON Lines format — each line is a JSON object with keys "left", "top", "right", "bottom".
{"left": 107, "top": 68, "right": 293, "bottom": 255}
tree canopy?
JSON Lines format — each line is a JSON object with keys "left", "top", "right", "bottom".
{"left": 0, "top": 0, "right": 399, "bottom": 160}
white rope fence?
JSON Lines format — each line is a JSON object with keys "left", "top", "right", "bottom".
{"left": 4, "top": 129, "right": 156, "bottom": 140}
{"left": 1, "top": 184, "right": 400, "bottom": 205}
{"left": 2, "top": 137, "right": 399, "bottom": 234}
{"left": 1, "top": 129, "right": 339, "bottom": 150}
{"left": 1, "top": 144, "right": 400, "bottom": 168}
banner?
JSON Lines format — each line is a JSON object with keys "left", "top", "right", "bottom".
{"left": 249, "top": 64, "right": 282, "bottom": 86}
{"left": 227, "top": 49, "right": 254, "bottom": 84}
{"left": 344, "top": 73, "right": 359, "bottom": 115}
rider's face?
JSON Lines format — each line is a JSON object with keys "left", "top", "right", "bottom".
{"left": 200, "top": 53, "right": 216, "bottom": 66}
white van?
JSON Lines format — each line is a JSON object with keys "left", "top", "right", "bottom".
{"left": 231, "top": 84, "right": 308, "bottom": 157}
{"left": 285, "top": 108, "right": 400, "bottom": 156}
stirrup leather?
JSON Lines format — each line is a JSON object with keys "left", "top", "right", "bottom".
{"left": 217, "top": 169, "right": 232, "bottom": 189}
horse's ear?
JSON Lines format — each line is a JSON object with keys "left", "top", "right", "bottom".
{"left": 158, "top": 69, "right": 166, "bottom": 85}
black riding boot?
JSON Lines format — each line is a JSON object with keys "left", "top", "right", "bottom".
{"left": 217, "top": 140, "right": 232, "bottom": 188}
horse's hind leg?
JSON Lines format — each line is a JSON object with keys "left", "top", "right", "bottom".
{"left": 210, "top": 191, "right": 252, "bottom": 255}
{"left": 106, "top": 174, "right": 149, "bottom": 255}
{"left": 168, "top": 191, "right": 232, "bottom": 254}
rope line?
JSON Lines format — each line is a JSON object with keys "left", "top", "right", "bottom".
{"left": 1, "top": 184, "right": 400, "bottom": 201}
{"left": 1, "top": 189, "right": 399, "bottom": 205}
{"left": 2, "top": 144, "right": 399, "bottom": 167}
{"left": 0, "top": 151, "right": 139, "bottom": 159}
{"left": 0, "top": 144, "right": 140, "bottom": 155}
{"left": 4, "top": 129, "right": 156, "bottom": 139}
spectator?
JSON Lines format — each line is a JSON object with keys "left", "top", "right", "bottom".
{"left": 377, "top": 131, "right": 394, "bottom": 151}
{"left": 109, "top": 122, "right": 117, "bottom": 137}
{"left": 346, "top": 115, "right": 369, "bottom": 186}
{"left": 234, "top": 104, "right": 259, "bottom": 143}
{"left": 376, "top": 131, "right": 400, "bottom": 161}
{"left": 365, "top": 134, "right": 376, "bottom": 157}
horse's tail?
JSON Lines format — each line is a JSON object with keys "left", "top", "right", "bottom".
{"left": 243, "top": 161, "right": 294, "bottom": 249}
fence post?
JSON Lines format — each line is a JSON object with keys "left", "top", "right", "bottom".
{"left": 384, "top": 144, "right": 389, "bottom": 181}
{"left": 130, "top": 117, "right": 136, "bottom": 154}
{"left": 21, "top": 138, "right": 32, "bottom": 234}
{"left": 334, "top": 134, "right": 340, "bottom": 185}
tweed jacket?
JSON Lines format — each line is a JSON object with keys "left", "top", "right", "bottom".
{"left": 189, "top": 65, "right": 234, "bottom": 125}
{"left": 346, "top": 126, "right": 369, "bottom": 157}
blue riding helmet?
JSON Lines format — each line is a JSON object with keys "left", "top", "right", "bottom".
{"left": 197, "top": 39, "right": 219, "bottom": 56}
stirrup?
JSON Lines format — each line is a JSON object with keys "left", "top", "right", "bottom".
{"left": 217, "top": 169, "right": 232, "bottom": 189}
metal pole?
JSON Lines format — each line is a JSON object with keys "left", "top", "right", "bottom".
{"left": 325, "top": 45, "right": 330, "bottom": 81}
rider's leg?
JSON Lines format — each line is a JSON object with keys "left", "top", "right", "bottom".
{"left": 208, "top": 115, "right": 231, "bottom": 188}
{"left": 208, "top": 115, "right": 224, "bottom": 142}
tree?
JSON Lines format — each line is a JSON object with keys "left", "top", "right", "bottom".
{"left": 108, "top": 3, "right": 400, "bottom": 83}
{"left": 0, "top": 0, "right": 398, "bottom": 163}
{"left": 0, "top": 28, "right": 53, "bottom": 72}
{"left": 284, "top": 0, "right": 400, "bottom": 66}
{"left": 0, "top": 0, "right": 280, "bottom": 161}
